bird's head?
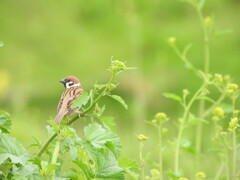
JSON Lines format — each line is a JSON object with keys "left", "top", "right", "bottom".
{"left": 59, "top": 76, "right": 81, "bottom": 88}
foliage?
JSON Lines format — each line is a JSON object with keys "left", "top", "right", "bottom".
{"left": 137, "top": 0, "right": 240, "bottom": 180}
{"left": 0, "top": 60, "right": 137, "bottom": 179}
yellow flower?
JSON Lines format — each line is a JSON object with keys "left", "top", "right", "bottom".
{"left": 204, "top": 16, "right": 212, "bottom": 24}
{"left": 213, "top": 107, "right": 225, "bottom": 119}
{"left": 150, "top": 169, "right": 160, "bottom": 179}
{"left": 137, "top": 134, "right": 148, "bottom": 142}
{"left": 196, "top": 172, "right": 206, "bottom": 179}
{"left": 155, "top": 112, "right": 168, "bottom": 123}
{"left": 168, "top": 37, "right": 176, "bottom": 45}
{"left": 214, "top": 74, "right": 223, "bottom": 84}
{"left": 178, "top": 178, "right": 188, "bottom": 180}
{"left": 227, "top": 83, "right": 238, "bottom": 90}
{"left": 228, "top": 117, "right": 239, "bottom": 131}
{"left": 220, "top": 131, "right": 227, "bottom": 137}
{"left": 0, "top": 70, "right": 10, "bottom": 98}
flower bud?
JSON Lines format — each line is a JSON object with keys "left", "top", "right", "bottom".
{"left": 168, "top": 37, "right": 176, "bottom": 45}
{"left": 155, "top": 112, "right": 168, "bottom": 123}
{"left": 213, "top": 107, "right": 225, "bottom": 119}
{"left": 204, "top": 16, "right": 212, "bottom": 25}
{"left": 228, "top": 117, "right": 239, "bottom": 131}
{"left": 178, "top": 178, "right": 188, "bottom": 180}
{"left": 220, "top": 131, "right": 227, "bottom": 137}
{"left": 183, "top": 89, "right": 190, "bottom": 96}
{"left": 137, "top": 134, "right": 148, "bottom": 142}
{"left": 150, "top": 169, "right": 160, "bottom": 179}
{"left": 214, "top": 74, "right": 223, "bottom": 84}
{"left": 196, "top": 172, "right": 206, "bottom": 179}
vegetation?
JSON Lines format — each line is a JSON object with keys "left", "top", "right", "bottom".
{"left": 0, "top": 0, "right": 240, "bottom": 179}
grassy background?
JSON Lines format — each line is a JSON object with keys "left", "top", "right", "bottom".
{"left": 0, "top": 0, "right": 240, "bottom": 178}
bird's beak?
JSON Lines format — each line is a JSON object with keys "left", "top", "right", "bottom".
{"left": 59, "top": 79, "right": 65, "bottom": 84}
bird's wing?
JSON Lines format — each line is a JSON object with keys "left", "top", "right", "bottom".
{"left": 55, "top": 87, "right": 83, "bottom": 124}
{"left": 66, "top": 87, "right": 83, "bottom": 109}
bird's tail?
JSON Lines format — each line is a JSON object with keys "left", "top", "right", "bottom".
{"left": 54, "top": 112, "right": 65, "bottom": 125}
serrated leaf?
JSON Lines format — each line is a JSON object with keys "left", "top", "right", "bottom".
{"left": 98, "top": 116, "right": 116, "bottom": 132}
{"left": 12, "top": 162, "right": 43, "bottom": 179}
{"left": 71, "top": 91, "right": 90, "bottom": 108}
{"left": 119, "top": 158, "right": 139, "bottom": 170}
{"left": 82, "top": 143, "right": 124, "bottom": 179}
{"left": 0, "top": 133, "right": 28, "bottom": 165}
{"left": 0, "top": 111, "right": 11, "bottom": 134}
{"left": 163, "top": 93, "right": 183, "bottom": 105}
{"left": 84, "top": 123, "right": 121, "bottom": 157}
{"left": 73, "top": 160, "right": 94, "bottom": 179}
{"left": 108, "top": 95, "right": 128, "bottom": 109}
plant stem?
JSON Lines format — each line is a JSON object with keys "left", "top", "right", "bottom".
{"left": 214, "top": 162, "right": 224, "bottom": 180}
{"left": 195, "top": 5, "right": 210, "bottom": 171}
{"left": 232, "top": 97, "right": 237, "bottom": 180}
{"left": 174, "top": 83, "right": 207, "bottom": 174}
{"left": 50, "top": 140, "right": 61, "bottom": 180}
{"left": 225, "top": 148, "right": 230, "bottom": 180}
{"left": 37, "top": 75, "right": 116, "bottom": 157}
{"left": 201, "top": 94, "right": 225, "bottom": 118}
{"left": 232, "top": 131, "right": 237, "bottom": 179}
{"left": 139, "top": 142, "right": 145, "bottom": 180}
{"left": 158, "top": 124, "right": 163, "bottom": 180}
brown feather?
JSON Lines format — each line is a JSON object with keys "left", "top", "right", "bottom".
{"left": 54, "top": 86, "right": 83, "bottom": 124}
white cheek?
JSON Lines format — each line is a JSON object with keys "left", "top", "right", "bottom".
{"left": 66, "top": 82, "right": 81, "bottom": 88}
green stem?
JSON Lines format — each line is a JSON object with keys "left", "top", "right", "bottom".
{"left": 196, "top": 7, "right": 210, "bottom": 74}
{"left": 232, "top": 131, "right": 237, "bottom": 179}
{"left": 225, "top": 148, "right": 230, "bottom": 180}
{"left": 139, "top": 142, "right": 145, "bottom": 180}
{"left": 174, "top": 83, "right": 207, "bottom": 174}
{"left": 50, "top": 140, "right": 61, "bottom": 180}
{"left": 195, "top": 5, "right": 210, "bottom": 171}
{"left": 201, "top": 94, "right": 226, "bottom": 118}
{"left": 232, "top": 97, "right": 237, "bottom": 179}
{"left": 158, "top": 124, "right": 163, "bottom": 180}
{"left": 37, "top": 75, "right": 116, "bottom": 157}
{"left": 214, "top": 162, "right": 224, "bottom": 180}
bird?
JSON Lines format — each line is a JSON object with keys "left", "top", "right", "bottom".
{"left": 54, "top": 75, "right": 83, "bottom": 125}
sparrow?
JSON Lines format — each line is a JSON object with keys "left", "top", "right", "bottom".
{"left": 54, "top": 76, "right": 83, "bottom": 125}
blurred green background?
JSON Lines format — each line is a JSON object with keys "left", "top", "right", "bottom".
{"left": 0, "top": 0, "right": 240, "bottom": 177}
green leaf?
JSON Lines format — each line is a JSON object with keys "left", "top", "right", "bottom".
{"left": 84, "top": 123, "right": 121, "bottom": 157}
{"left": 196, "top": 96, "right": 215, "bottom": 104}
{"left": 119, "top": 158, "right": 139, "bottom": 170}
{"left": 73, "top": 160, "right": 94, "bottom": 179}
{"left": 98, "top": 116, "right": 116, "bottom": 132}
{"left": 119, "top": 158, "right": 139, "bottom": 180}
{"left": 198, "top": 0, "right": 205, "bottom": 9}
{"left": 0, "top": 133, "right": 28, "bottom": 165}
{"left": 108, "top": 95, "right": 128, "bottom": 109}
{"left": 165, "top": 171, "right": 181, "bottom": 180}
{"left": 82, "top": 143, "right": 124, "bottom": 179}
{"left": 163, "top": 93, "right": 183, "bottom": 105}
{"left": 40, "top": 161, "right": 59, "bottom": 177}
{"left": 0, "top": 111, "right": 11, "bottom": 134}
{"left": 187, "top": 118, "right": 209, "bottom": 126}
{"left": 180, "top": 138, "right": 196, "bottom": 155}
{"left": 71, "top": 91, "right": 90, "bottom": 108}
{"left": 12, "top": 162, "right": 43, "bottom": 180}
{"left": 213, "top": 29, "right": 232, "bottom": 39}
